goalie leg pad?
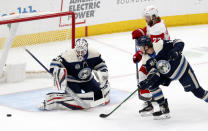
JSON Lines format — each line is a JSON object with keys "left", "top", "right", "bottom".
{"left": 39, "top": 92, "right": 94, "bottom": 110}
{"left": 89, "top": 81, "right": 111, "bottom": 107}
{"left": 94, "top": 70, "right": 108, "bottom": 88}
{"left": 53, "top": 68, "right": 67, "bottom": 91}
{"left": 101, "top": 81, "right": 110, "bottom": 105}
{"left": 81, "top": 79, "right": 103, "bottom": 100}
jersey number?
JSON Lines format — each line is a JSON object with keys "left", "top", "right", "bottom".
{"left": 153, "top": 38, "right": 162, "bottom": 43}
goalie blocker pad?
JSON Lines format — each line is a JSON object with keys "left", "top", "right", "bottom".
{"left": 39, "top": 82, "right": 110, "bottom": 110}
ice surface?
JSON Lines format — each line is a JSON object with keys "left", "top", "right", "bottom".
{"left": 0, "top": 25, "right": 208, "bottom": 131}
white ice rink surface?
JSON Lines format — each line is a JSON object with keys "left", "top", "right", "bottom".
{"left": 0, "top": 25, "right": 208, "bottom": 131}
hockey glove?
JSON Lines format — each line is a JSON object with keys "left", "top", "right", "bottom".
{"left": 132, "top": 28, "right": 145, "bottom": 39}
{"left": 137, "top": 68, "right": 161, "bottom": 90}
{"left": 133, "top": 50, "right": 143, "bottom": 63}
{"left": 138, "top": 79, "right": 149, "bottom": 90}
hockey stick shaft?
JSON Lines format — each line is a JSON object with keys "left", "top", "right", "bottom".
{"left": 100, "top": 88, "right": 138, "bottom": 118}
{"left": 25, "top": 48, "right": 90, "bottom": 109}
{"left": 135, "top": 40, "right": 152, "bottom": 101}
{"left": 100, "top": 41, "right": 140, "bottom": 118}
{"left": 135, "top": 40, "right": 139, "bottom": 83}
{"left": 25, "top": 49, "right": 50, "bottom": 73}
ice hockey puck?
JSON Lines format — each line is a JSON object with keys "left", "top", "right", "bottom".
{"left": 6, "top": 114, "right": 12, "bottom": 117}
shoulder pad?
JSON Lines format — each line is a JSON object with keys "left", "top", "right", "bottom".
{"left": 88, "top": 47, "right": 101, "bottom": 59}
{"left": 61, "top": 49, "right": 79, "bottom": 63}
{"left": 150, "top": 21, "right": 167, "bottom": 35}
{"left": 153, "top": 40, "right": 164, "bottom": 54}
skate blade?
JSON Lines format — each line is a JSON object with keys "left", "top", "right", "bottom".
{"left": 140, "top": 111, "right": 153, "bottom": 117}
{"left": 153, "top": 114, "right": 171, "bottom": 120}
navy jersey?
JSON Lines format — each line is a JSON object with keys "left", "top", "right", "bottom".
{"left": 50, "top": 48, "right": 107, "bottom": 83}
{"left": 142, "top": 39, "right": 187, "bottom": 80}
{"left": 140, "top": 39, "right": 208, "bottom": 104}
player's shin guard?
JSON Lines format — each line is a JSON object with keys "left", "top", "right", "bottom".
{"left": 149, "top": 87, "right": 170, "bottom": 120}
{"left": 138, "top": 87, "right": 162, "bottom": 117}
{"left": 150, "top": 87, "right": 165, "bottom": 105}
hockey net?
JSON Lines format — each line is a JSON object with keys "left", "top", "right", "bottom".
{"left": 0, "top": 11, "right": 75, "bottom": 82}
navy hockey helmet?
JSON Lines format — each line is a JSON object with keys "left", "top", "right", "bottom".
{"left": 136, "top": 36, "right": 153, "bottom": 47}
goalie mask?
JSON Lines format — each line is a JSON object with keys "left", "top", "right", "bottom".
{"left": 75, "top": 38, "right": 88, "bottom": 61}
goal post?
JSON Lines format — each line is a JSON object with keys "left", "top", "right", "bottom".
{"left": 0, "top": 23, "right": 19, "bottom": 78}
{"left": 0, "top": 11, "right": 76, "bottom": 82}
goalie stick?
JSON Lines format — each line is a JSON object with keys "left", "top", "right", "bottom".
{"left": 99, "top": 40, "right": 140, "bottom": 118}
{"left": 25, "top": 48, "right": 90, "bottom": 109}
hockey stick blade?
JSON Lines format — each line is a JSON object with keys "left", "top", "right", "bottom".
{"left": 99, "top": 113, "right": 109, "bottom": 118}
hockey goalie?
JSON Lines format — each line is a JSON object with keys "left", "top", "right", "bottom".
{"left": 39, "top": 38, "right": 110, "bottom": 110}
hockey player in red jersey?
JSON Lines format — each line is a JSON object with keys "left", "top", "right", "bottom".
{"left": 132, "top": 5, "right": 170, "bottom": 116}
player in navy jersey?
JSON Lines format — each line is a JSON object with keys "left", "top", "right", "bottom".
{"left": 136, "top": 36, "right": 208, "bottom": 120}
{"left": 132, "top": 5, "right": 170, "bottom": 116}
{"left": 39, "top": 38, "right": 110, "bottom": 110}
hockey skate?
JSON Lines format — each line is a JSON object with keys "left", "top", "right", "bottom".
{"left": 153, "top": 99, "right": 171, "bottom": 120}
{"left": 139, "top": 101, "right": 153, "bottom": 117}
{"left": 39, "top": 100, "right": 49, "bottom": 111}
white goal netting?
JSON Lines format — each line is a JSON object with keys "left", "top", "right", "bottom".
{"left": 0, "top": 12, "right": 75, "bottom": 82}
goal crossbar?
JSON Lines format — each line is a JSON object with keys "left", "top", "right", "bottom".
{"left": 0, "top": 11, "right": 76, "bottom": 79}
{"left": 0, "top": 11, "right": 76, "bottom": 48}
